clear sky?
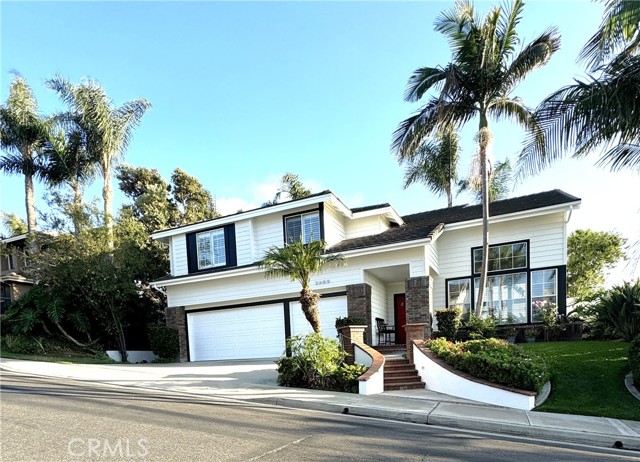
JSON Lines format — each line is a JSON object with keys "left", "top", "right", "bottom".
{"left": 1, "top": 1, "right": 638, "bottom": 283}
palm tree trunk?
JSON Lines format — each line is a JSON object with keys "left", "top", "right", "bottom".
{"left": 101, "top": 160, "right": 114, "bottom": 248}
{"left": 300, "top": 287, "right": 321, "bottom": 333}
{"left": 72, "top": 181, "right": 82, "bottom": 238}
{"left": 474, "top": 113, "right": 491, "bottom": 317}
{"left": 24, "top": 172, "right": 37, "bottom": 234}
{"left": 446, "top": 183, "right": 453, "bottom": 208}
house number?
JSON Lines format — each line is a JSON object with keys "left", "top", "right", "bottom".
{"left": 315, "top": 279, "right": 330, "bottom": 286}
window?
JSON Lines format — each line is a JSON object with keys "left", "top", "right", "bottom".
{"left": 447, "top": 278, "right": 471, "bottom": 317}
{"left": 531, "top": 269, "right": 558, "bottom": 322}
{"left": 475, "top": 272, "right": 528, "bottom": 324}
{"left": 285, "top": 211, "right": 320, "bottom": 244}
{"left": 196, "top": 228, "right": 226, "bottom": 270}
{"left": 7, "top": 254, "right": 15, "bottom": 270}
{"left": 473, "top": 242, "right": 527, "bottom": 274}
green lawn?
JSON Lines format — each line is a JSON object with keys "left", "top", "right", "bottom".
{"left": 521, "top": 341, "right": 639, "bottom": 421}
{"left": 0, "top": 350, "right": 116, "bottom": 364}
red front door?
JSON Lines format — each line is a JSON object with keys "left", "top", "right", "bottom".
{"left": 394, "top": 294, "right": 406, "bottom": 345}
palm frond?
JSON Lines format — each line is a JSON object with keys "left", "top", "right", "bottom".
{"left": 503, "top": 28, "right": 561, "bottom": 91}
{"left": 404, "top": 66, "right": 448, "bottom": 103}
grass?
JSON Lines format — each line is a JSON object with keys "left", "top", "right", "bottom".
{"left": 520, "top": 340, "right": 639, "bottom": 421}
{"left": 0, "top": 350, "right": 117, "bottom": 364}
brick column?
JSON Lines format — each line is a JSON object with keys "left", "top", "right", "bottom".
{"left": 165, "top": 306, "right": 188, "bottom": 362}
{"left": 405, "top": 276, "right": 432, "bottom": 336}
{"left": 339, "top": 325, "right": 367, "bottom": 365}
{"left": 404, "top": 323, "right": 427, "bottom": 365}
{"left": 346, "top": 284, "right": 372, "bottom": 344}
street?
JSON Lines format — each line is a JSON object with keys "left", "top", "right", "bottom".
{"left": 0, "top": 370, "right": 636, "bottom": 462}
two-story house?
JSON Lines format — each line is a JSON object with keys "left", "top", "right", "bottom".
{"left": 0, "top": 234, "right": 33, "bottom": 313}
{"left": 151, "top": 189, "right": 580, "bottom": 362}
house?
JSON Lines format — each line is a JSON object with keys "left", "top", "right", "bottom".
{"left": 151, "top": 189, "right": 580, "bottom": 362}
{"left": 0, "top": 234, "right": 33, "bottom": 313}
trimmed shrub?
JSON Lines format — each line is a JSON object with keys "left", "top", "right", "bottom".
{"left": 463, "top": 314, "right": 496, "bottom": 339}
{"left": 148, "top": 325, "right": 179, "bottom": 360}
{"left": 276, "top": 333, "right": 365, "bottom": 393}
{"left": 630, "top": 335, "right": 640, "bottom": 389}
{"left": 335, "top": 316, "right": 366, "bottom": 330}
{"left": 435, "top": 307, "right": 461, "bottom": 340}
{"left": 426, "top": 337, "right": 549, "bottom": 393}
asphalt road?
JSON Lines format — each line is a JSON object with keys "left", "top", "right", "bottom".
{"left": 0, "top": 370, "right": 636, "bottom": 462}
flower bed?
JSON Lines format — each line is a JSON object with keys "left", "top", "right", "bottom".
{"left": 426, "top": 337, "right": 549, "bottom": 393}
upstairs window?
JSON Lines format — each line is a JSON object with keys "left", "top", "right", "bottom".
{"left": 285, "top": 211, "right": 320, "bottom": 244}
{"left": 196, "top": 228, "right": 226, "bottom": 269}
{"left": 473, "top": 241, "right": 527, "bottom": 274}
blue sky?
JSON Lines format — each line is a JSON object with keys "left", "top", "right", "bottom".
{"left": 1, "top": 1, "right": 638, "bottom": 283}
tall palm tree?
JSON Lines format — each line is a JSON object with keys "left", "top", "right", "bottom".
{"left": 0, "top": 75, "right": 48, "bottom": 233}
{"left": 260, "top": 240, "right": 344, "bottom": 333}
{"left": 398, "top": 125, "right": 461, "bottom": 207}
{"left": 518, "top": 0, "right": 640, "bottom": 174}
{"left": 458, "top": 158, "right": 514, "bottom": 203}
{"left": 46, "top": 75, "right": 150, "bottom": 246}
{"left": 392, "top": 0, "right": 559, "bottom": 315}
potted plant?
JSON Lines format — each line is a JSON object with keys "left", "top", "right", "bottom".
{"left": 525, "top": 326, "right": 539, "bottom": 343}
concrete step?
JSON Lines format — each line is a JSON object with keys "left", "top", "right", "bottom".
{"left": 384, "top": 374, "right": 421, "bottom": 384}
{"left": 384, "top": 381, "right": 426, "bottom": 391}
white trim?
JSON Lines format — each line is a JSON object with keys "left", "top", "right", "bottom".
{"left": 336, "top": 238, "right": 432, "bottom": 258}
{"left": 352, "top": 206, "right": 404, "bottom": 226}
{"left": 0, "top": 234, "right": 28, "bottom": 244}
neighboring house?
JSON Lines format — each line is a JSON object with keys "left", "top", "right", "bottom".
{"left": 151, "top": 189, "right": 580, "bottom": 362}
{"left": 0, "top": 234, "right": 33, "bottom": 313}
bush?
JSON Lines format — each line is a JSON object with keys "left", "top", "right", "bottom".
{"left": 335, "top": 316, "right": 366, "bottom": 330}
{"left": 426, "top": 337, "right": 549, "bottom": 393}
{"left": 630, "top": 335, "right": 640, "bottom": 389}
{"left": 2, "top": 335, "right": 44, "bottom": 355}
{"left": 148, "top": 325, "right": 179, "bottom": 359}
{"left": 276, "top": 333, "right": 365, "bottom": 393}
{"left": 435, "top": 307, "right": 461, "bottom": 340}
{"left": 463, "top": 314, "right": 496, "bottom": 339}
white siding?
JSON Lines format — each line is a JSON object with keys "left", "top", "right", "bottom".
{"left": 345, "top": 216, "right": 387, "bottom": 239}
{"left": 172, "top": 236, "right": 188, "bottom": 276}
{"left": 253, "top": 215, "right": 284, "bottom": 260}
{"left": 432, "top": 212, "right": 567, "bottom": 310}
{"left": 323, "top": 203, "right": 346, "bottom": 247}
{"left": 365, "top": 273, "right": 388, "bottom": 346}
{"left": 235, "top": 220, "right": 254, "bottom": 265}
{"left": 290, "top": 296, "right": 347, "bottom": 340}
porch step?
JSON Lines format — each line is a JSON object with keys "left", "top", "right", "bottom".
{"left": 373, "top": 344, "right": 406, "bottom": 354}
{"left": 383, "top": 358, "right": 424, "bottom": 391}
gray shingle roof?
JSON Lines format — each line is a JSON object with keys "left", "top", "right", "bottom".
{"left": 327, "top": 190, "right": 580, "bottom": 253}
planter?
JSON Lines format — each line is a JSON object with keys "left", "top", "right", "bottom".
{"left": 526, "top": 337, "right": 536, "bottom": 343}
{"left": 507, "top": 336, "right": 516, "bottom": 344}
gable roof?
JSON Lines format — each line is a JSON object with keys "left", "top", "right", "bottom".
{"left": 328, "top": 189, "right": 580, "bottom": 253}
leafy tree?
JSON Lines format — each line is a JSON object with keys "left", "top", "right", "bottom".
{"left": 392, "top": 0, "right": 559, "bottom": 315}
{"left": 47, "top": 75, "right": 151, "bottom": 246}
{"left": 260, "top": 240, "right": 343, "bottom": 333}
{"left": 518, "top": 0, "right": 640, "bottom": 173}
{"left": 263, "top": 172, "right": 312, "bottom": 206}
{"left": 568, "top": 229, "right": 626, "bottom": 299}
{"left": 398, "top": 125, "right": 460, "bottom": 207}
{"left": 457, "top": 158, "right": 514, "bottom": 203}
{"left": 1, "top": 212, "right": 27, "bottom": 237}
{"left": 171, "top": 168, "right": 218, "bottom": 225}
{"left": 0, "top": 74, "right": 49, "bottom": 233}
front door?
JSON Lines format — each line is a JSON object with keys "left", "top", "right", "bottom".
{"left": 394, "top": 294, "right": 406, "bottom": 345}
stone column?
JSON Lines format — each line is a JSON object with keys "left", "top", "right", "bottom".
{"left": 165, "top": 306, "right": 188, "bottom": 362}
{"left": 404, "top": 323, "right": 427, "bottom": 365}
{"left": 405, "top": 276, "right": 432, "bottom": 337}
{"left": 346, "top": 283, "right": 372, "bottom": 344}
{"left": 339, "top": 325, "right": 367, "bottom": 365}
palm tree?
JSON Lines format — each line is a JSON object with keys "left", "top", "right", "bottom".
{"left": 458, "top": 158, "right": 514, "bottom": 203}
{"left": 398, "top": 125, "right": 461, "bottom": 207}
{"left": 518, "top": 0, "right": 640, "bottom": 174}
{"left": 392, "top": 0, "right": 559, "bottom": 316}
{"left": 46, "top": 75, "right": 150, "bottom": 246}
{"left": 0, "top": 75, "right": 49, "bottom": 233}
{"left": 260, "top": 240, "right": 344, "bottom": 333}
{"left": 40, "top": 124, "right": 96, "bottom": 235}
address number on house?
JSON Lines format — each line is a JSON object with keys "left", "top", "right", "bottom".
{"left": 314, "top": 279, "right": 331, "bottom": 286}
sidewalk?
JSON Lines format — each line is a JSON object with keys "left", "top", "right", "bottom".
{"left": 1, "top": 358, "right": 639, "bottom": 451}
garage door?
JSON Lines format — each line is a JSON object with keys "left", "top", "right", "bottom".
{"left": 290, "top": 296, "right": 347, "bottom": 340}
{"left": 187, "top": 303, "right": 285, "bottom": 361}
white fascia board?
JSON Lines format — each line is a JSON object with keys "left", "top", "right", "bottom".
{"left": 151, "top": 265, "right": 264, "bottom": 288}
{"left": 1, "top": 233, "right": 28, "bottom": 244}
{"left": 335, "top": 238, "right": 431, "bottom": 259}
{"left": 151, "top": 192, "right": 334, "bottom": 240}
{"left": 444, "top": 201, "right": 582, "bottom": 231}
{"left": 352, "top": 206, "right": 404, "bottom": 225}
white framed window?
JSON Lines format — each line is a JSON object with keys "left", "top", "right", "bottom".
{"left": 473, "top": 242, "right": 527, "bottom": 274}
{"left": 447, "top": 278, "right": 471, "bottom": 317}
{"left": 285, "top": 211, "right": 320, "bottom": 244}
{"left": 531, "top": 269, "right": 558, "bottom": 322}
{"left": 7, "top": 254, "right": 15, "bottom": 270}
{"left": 196, "top": 228, "right": 226, "bottom": 270}
{"left": 474, "top": 272, "right": 528, "bottom": 324}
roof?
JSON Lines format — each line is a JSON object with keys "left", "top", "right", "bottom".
{"left": 351, "top": 203, "right": 391, "bottom": 213}
{"left": 328, "top": 190, "right": 580, "bottom": 253}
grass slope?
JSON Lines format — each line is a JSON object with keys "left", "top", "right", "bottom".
{"left": 521, "top": 341, "right": 639, "bottom": 421}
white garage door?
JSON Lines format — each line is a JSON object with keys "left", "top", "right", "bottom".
{"left": 187, "top": 303, "right": 286, "bottom": 361}
{"left": 290, "top": 296, "right": 347, "bottom": 340}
